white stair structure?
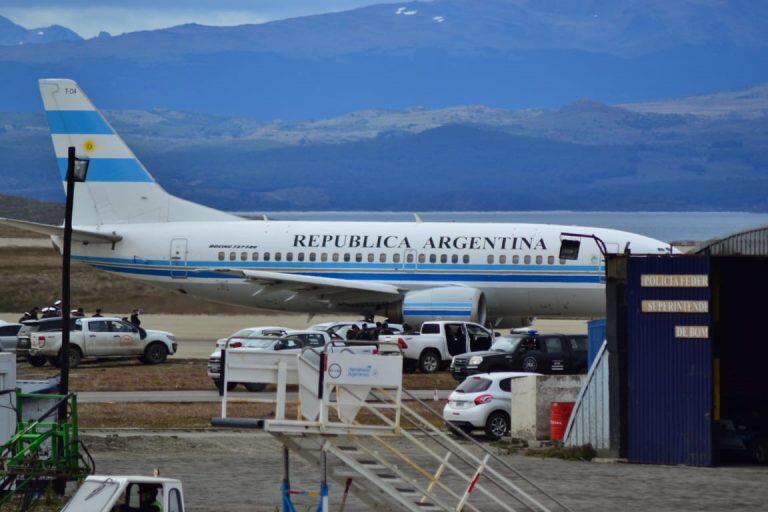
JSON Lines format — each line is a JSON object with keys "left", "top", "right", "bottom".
{"left": 214, "top": 344, "right": 571, "bottom": 512}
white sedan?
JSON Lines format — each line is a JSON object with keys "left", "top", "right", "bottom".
{"left": 442, "top": 372, "right": 535, "bottom": 440}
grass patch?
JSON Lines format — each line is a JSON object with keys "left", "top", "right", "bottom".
{"left": 17, "top": 359, "right": 458, "bottom": 392}
{"left": 525, "top": 443, "right": 597, "bottom": 461}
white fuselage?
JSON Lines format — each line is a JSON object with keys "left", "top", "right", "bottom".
{"left": 66, "top": 219, "right": 668, "bottom": 325}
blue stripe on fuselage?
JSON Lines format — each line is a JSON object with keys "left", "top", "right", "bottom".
{"left": 89, "top": 263, "right": 602, "bottom": 283}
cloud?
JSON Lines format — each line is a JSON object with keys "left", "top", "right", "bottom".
{"left": 1, "top": 1, "right": 405, "bottom": 38}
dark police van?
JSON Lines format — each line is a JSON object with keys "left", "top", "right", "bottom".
{"left": 450, "top": 331, "right": 588, "bottom": 381}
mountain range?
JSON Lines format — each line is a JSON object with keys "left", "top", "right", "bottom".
{"left": 1, "top": 84, "right": 766, "bottom": 212}
{"left": 1, "top": 1, "right": 768, "bottom": 118}
{"left": 0, "top": 15, "right": 81, "bottom": 46}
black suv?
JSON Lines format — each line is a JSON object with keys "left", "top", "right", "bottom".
{"left": 450, "top": 331, "right": 588, "bottom": 381}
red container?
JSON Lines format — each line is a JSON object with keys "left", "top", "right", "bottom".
{"left": 549, "top": 401, "right": 575, "bottom": 441}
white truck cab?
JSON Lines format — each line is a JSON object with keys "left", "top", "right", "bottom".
{"left": 29, "top": 316, "right": 177, "bottom": 368}
{"left": 379, "top": 321, "right": 494, "bottom": 373}
{"left": 62, "top": 475, "right": 184, "bottom": 512}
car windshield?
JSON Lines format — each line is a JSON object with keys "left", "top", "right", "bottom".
{"left": 231, "top": 329, "right": 256, "bottom": 337}
{"left": 61, "top": 479, "right": 119, "bottom": 511}
{"left": 456, "top": 376, "right": 492, "bottom": 393}
{"left": 490, "top": 336, "right": 525, "bottom": 353}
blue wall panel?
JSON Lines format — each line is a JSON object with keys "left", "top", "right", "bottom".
{"left": 627, "top": 256, "right": 713, "bottom": 466}
{"left": 587, "top": 318, "right": 606, "bottom": 370}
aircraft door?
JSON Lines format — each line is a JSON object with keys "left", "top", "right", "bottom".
{"left": 402, "top": 249, "right": 418, "bottom": 272}
{"left": 170, "top": 238, "right": 188, "bottom": 279}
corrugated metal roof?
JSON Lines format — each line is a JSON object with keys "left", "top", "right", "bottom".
{"left": 696, "top": 224, "right": 768, "bottom": 256}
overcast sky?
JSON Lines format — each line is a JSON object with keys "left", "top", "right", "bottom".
{"left": 2, "top": 0, "right": 405, "bottom": 38}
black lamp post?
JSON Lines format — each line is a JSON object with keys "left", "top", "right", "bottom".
{"left": 58, "top": 146, "right": 89, "bottom": 418}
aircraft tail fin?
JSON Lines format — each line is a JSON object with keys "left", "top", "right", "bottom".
{"left": 38, "top": 78, "right": 237, "bottom": 225}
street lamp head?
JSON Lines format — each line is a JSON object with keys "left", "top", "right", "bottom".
{"left": 73, "top": 157, "right": 89, "bottom": 182}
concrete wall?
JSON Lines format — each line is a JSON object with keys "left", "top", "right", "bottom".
{"left": 510, "top": 375, "right": 586, "bottom": 441}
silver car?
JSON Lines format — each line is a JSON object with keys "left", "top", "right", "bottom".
{"left": 0, "top": 322, "right": 22, "bottom": 352}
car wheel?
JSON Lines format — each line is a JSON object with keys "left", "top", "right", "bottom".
{"left": 142, "top": 342, "right": 168, "bottom": 364}
{"left": 484, "top": 411, "right": 510, "bottom": 440}
{"left": 27, "top": 355, "right": 47, "bottom": 367}
{"left": 213, "top": 380, "right": 238, "bottom": 391}
{"left": 244, "top": 383, "right": 267, "bottom": 392}
{"left": 418, "top": 349, "right": 441, "bottom": 374}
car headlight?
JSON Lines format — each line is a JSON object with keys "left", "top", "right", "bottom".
{"left": 167, "top": 335, "right": 176, "bottom": 341}
{"left": 468, "top": 356, "right": 483, "bottom": 366}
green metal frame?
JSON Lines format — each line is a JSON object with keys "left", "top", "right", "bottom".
{"left": 0, "top": 392, "right": 92, "bottom": 506}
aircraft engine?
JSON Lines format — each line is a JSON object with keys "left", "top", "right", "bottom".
{"left": 383, "top": 287, "right": 487, "bottom": 327}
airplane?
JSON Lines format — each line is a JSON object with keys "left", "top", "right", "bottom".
{"left": 0, "top": 79, "right": 671, "bottom": 328}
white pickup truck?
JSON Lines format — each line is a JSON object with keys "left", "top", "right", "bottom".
{"left": 379, "top": 321, "right": 494, "bottom": 373}
{"left": 29, "top": 316, "right": 177, "bottom": 368}
{"left": 62, "top": 475, "right": 184, "bottom": 512}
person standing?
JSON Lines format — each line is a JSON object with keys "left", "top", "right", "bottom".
{"left": 92, "top": 308, "right": 103, "bottom": 317}
{"left": 18, "top": 306, "right": 39, "bottom": 323}
{"left": 72, "top": 308, "right": 85, "bottom": 317}
{"left": 130, "top": 309, "right": 141, "bottom": 327}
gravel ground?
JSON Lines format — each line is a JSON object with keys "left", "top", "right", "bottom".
{"left": 79, "top": 430, "right": 768, "bottom": 512}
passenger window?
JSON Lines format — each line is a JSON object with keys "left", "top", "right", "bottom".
{"left": 418, "top": 254, "right": 426, "bottom": 263}
{"left": 218, "top": 252, "right": 225, "bottom": 261}
{"left": 252, "top": 252, "right": 258, "bottom": 261}
{"left": 406, "top": 253, "right": 414, "bottom": 263}
{"left": 286, "top": 252, "right": 293, "bottom": 261}
{"left": 343, "top": 253, "right": 350, "bottom": 262}
{"left": 297, "top": 253, "right": 304, "bottom": 261}
{"left": 420, "top": 323, "right": 439, "bottom": 334}
{"left": 463, "top": 255, "right": 469, "bottom": 264}
{"left": 240, "top": 252, "right": 247, "bottom": 261}
{"left": 513, "top": 255, "right": 519, "bottom": 264}
{"left": 440, "top": 254, "right": 447, "bottom": 263}
{"left": 368, "top": 253, "right": 375, "bottom": 263}
{"left": 499, "top": 255, "right": 506, "bottom": 264}
{"left": 355, "top": 253, "right": 363, "bottom": 262}
{"left": 548, "top": 255, "right": 555, "bottom": 264}
{"left": 229, "top": 252, "right": 236, "bottom": 261}
{"left": 452, "top": 254, "right": 458, "bottom": 263}
{"left": 321, "top": 253, "right": 328, "bottom": 262}
{"left": 89, "top": 320, "right": 109, "bottom": 333}
{"left": 569, "top": 337, "right": 588, "bottom": 351}
{"left": 110, "top": 321, "right": 135, "bottom": 332}
{"left": 307, "top": 334, "right": 325, "bottom": 347}
{"left": 332, "top": 253, "right": 338, "bottom": 262}
{"left": 263, "top": 252, "right": 270, "bottom": 261}
{"left": 275, "top": 252, "right": 282, "bottom": 261}
{"left": 487, "top": 255, "right": 494, "bottom": 264}
{"left": 544, "top": 337, "right": 564, "bottom": 353}
{"left": 429, "top": 254, "right": 436, "bottom": 263}
{"left": 393, "top": 253, "right": 401, "bottom": 263}
{"left": 379, "top": 253, "right": 386, "bottom": 263}
{"left": 309, "top": 253, "right": 316, "bottom": 262}
{"left": 499, "top": 378, "right": 512, "bottom": 392}
{"left": 536, "top": 255, "right": 542, "bottom": 264}
{"left": 74, "top": 319, "right": 83, "bottom": 331}
{"left": 524, "top": 255, "right": 531, "bottom": 264}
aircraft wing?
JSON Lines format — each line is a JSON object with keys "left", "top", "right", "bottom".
{"left": 216, "top": 269, "right": 402, "bottom": 303}
{"left": 0, "top": 218, "right": 122, "bottom": 244}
